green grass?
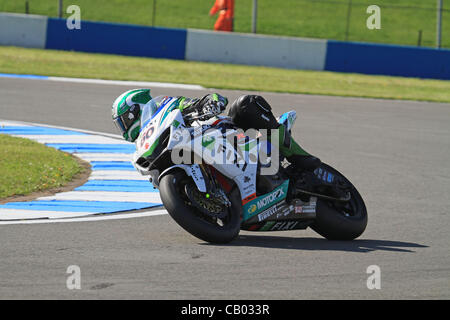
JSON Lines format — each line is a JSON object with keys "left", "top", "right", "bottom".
{"left": 0, "top": 134, "right": 83, "bottom": 199}
{"left": 1, "top": 0, "right": 449, "bottom": 48}
{"left": 1, "top": 46, "right": 450, "bottom": 103}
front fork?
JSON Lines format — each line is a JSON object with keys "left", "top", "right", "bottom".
{"left": 159, "top": 163, "right": 232, "bottom": 207}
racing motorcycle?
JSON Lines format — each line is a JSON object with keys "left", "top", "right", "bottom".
{"left": 132, "top": 96, "right": 367, "bottom": 243}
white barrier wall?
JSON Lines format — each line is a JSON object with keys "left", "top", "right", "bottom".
{"left": 0, "top": 13, "right": 47, "bottom": 48}
{"left": 186, "top": 29, "right": 327, "bottom": 71}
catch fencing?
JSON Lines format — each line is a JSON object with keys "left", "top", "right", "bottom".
{"left": 9, "top": 0, "right": 450, "bottom": 49}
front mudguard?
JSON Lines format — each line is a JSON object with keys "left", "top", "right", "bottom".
{"left": 158, "top": 164, "right": 207, "bottom": 193}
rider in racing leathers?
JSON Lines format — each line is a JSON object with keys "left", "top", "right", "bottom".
{"left": 111, "top": 89, "right": 321, "bottom": 170}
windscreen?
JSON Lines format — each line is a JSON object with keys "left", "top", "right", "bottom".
{"left": 140, "top": 96, "right": 167, "bottom": 125}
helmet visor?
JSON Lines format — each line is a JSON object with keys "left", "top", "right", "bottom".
{"left": 113, "top": 116, "right": 127, "bottom": 135}
{"left": 113, "top": 104, "right": 140, "bottom": 135}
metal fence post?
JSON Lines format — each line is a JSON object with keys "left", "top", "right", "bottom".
{"left": 152, "top": 0, "right": 157, "bottom": 27}
{"left": 344, "top": 0, "right": 352, "bottom": 41}
{"left": 436, "top": 0, "right": 443, "bottom": 48}
{"left": 252, "top": 0, "right": 258, "bottom": 33}
{"left": 58, "top": 0, "right": 63, "bottom": 18}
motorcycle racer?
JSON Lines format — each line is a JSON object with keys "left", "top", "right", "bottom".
{"left": 111, "top": 89, "right": 320, "bottom": 170}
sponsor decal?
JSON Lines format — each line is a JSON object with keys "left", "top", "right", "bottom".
{"left": 327, "top": 173, "right": 333, "bottom": 183}
{"left": 257, "top": 202, "right": 283, "bottom": 222}
{"left": 260, "top": 221, "right": 276, "bottom": 231}
{"left": 315, "top": 168, "right": 334, "bottom": 184}
{"left": 276, "top": 206, "right": 292, "bottom": 219}
{"left": 292, "top": 198, "right": 317, "bottom": 215}
{"left": 270, "top": 221, "right": 299, "bottom": 231}
{"left": 243, "top": 183, "right": 255, "bottom": 192}
{"left": 189, "top": 165, "right": 204, "bottom": 184}
{"left": 172, "top": 119, "right": 180, "bottom": 128}
{"left": 243, "top": 180, "right": 289, "bottom": 220}
{"left": 242, "top": 193, "right": 256, "bottom": 205}
{"left": 255, "top": 186, "right": 285, "bottom": 209}
{"left": 202, "top": 135, "right": 215, "bottom": 149}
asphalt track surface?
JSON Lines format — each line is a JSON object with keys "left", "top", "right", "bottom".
{"left": 1, "top": 77, "right": 449, "bottom": 299}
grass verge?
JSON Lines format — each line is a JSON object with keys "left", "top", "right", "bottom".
{"left": 0, "top": 46, "right": 450, "bottom": 103}
{"left": 0, "top": 134, "right": 84, "bottom": 200}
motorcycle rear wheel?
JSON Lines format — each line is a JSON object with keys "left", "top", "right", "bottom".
{"left": 159, "top": 170, "right": 241, "bottom": 244}
{"left": 311, "top": 163, "right": 368, "bottom": 240}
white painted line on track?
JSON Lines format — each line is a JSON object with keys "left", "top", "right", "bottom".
{"left": 90, "top": 172, "right": 150, "bottom": 181}
{"left": 13, "top": 135, "right": 131, "bottom": 144}
{"left": 47, "top": 76, "right": 205, "bottom": 90}
{"left": 73, "top": 153, "right": 132, "bottom": 162}
{"left": 0, "top": 209, "right": 168, "bottom": 225}
{"left": 88, "top": 170, "right": 149, "bottom": 181}
{"left": 0, "top": 209, "right": 97, "bottom": 220}
{"left": 0, "top": 73, "right": 205, "bottom": 90}
{"left": 37, "top": 191, "right": 161, "bottom": 203}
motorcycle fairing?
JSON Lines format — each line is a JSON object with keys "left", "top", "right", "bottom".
{"left": 133, "top": 98, "right": 185, "bottom": 172}
{"left": 167, "top": 120, "right": 259, "bottom": 202}
{"left": 242, "top": 180, "right": 289, "bottom": 221}
{"left": 242, "top": 196, "right": 317, "bottom": 228}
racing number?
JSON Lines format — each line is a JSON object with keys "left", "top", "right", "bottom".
{"left": 140, "top": 125, "right": 154, "bottom": 148}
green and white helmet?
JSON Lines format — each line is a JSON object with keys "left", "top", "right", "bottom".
{"left": 112, "top": 89, "right": 152, "bottom": 142}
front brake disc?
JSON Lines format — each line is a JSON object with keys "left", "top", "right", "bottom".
{"left": 184, "top": 184, "right": 228, "bottom": 219}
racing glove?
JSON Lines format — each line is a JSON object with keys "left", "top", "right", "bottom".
{"left": 197, "top": 94, "right": 228, "bottom": 119}
{"left": 179, "top": 93, "right": 228, "bottom": 120}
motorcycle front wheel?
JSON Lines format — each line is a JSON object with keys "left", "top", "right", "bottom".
{"left": 159, "top": 170, "right": 241, "bottom": 244}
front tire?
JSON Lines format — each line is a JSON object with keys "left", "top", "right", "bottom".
{"left": 311, "top": 164, "right": 367, "bottom": 240}
{"left": 159, "top": 170, "right": 241, "bottom": 244}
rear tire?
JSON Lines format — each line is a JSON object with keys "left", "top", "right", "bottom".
{"left": 311, "top": 164, "right": 367, "bottom": 240}
{"left": 159, "top": 170, "right": 241, "bottom": 244}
